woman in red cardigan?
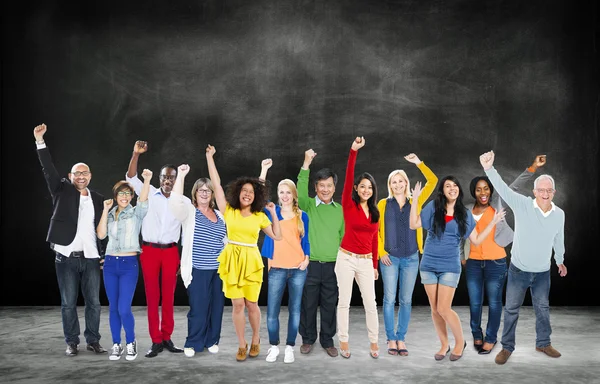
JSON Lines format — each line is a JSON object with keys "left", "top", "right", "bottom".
{"left": 336, "top": 136, "right": 381, "bottom": 359}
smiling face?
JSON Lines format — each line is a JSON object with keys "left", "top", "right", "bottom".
{"left": 278, "top": 184, "right": 294, "bottom": 207}
{"left": 69, "top": 163, "right": 92, "bottom": 191}
{"left": 315, "top": 177, "right": 335, "bottom": 204}
{"left": 114, "top": 187, "right": 134, "bottom": 210}
{"left": 475, "top": 179, "right": 491, "bottom": 206}
{"left": 389, "top": 173, "right": 407, "bottom": 196}
{"left": 443, "top": 180, "right": 460, "bottom": 202}
{"left": 533, "top": 177, "right": 555, "bottom": 210}
{"left": 355, "top": 178, "right": 373, "bottom": 203}
{"left": 195, "top": 184, "right": 213, "bottom": 207}
{"left": 239, "top": 183, "right": 255, "bottom": 208}
{"left": 159, "top": 167, "right": 177, "bottom": 195}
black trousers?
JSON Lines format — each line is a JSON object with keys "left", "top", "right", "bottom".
{"left": 299, "top": 261, "right": 338, "bottom": 348}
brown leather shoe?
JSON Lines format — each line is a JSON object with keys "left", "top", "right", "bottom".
{"left": 495, "top": 348, "right": 512, "bottom": 365}
{"left": 536, "top": 344, "right": 561, "bottom": 358}
{"left": 324, "top": 346, "right": 338, "bottom": 357}
{"left": 300, "top": 343, "right": 313, "bottom": 354}
{"left": 249, "top": 342, "right": 260, "bottom": 358}
{"left": 236, "top": 343, "right": 248, "bottom": 362}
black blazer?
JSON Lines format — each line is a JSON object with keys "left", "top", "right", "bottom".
{"left": 37, "top": 147, "right": 106, "bottom": 253}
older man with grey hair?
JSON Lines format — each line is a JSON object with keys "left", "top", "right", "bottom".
{"left": 479, "top": 150, "right": 566, "bottom": 365}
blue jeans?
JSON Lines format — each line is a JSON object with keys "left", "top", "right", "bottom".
{"left": 501, "top": 263, "right": 551, "bottom": 353}
{"left": 465, "top": 257, "right": 507, "bottom": 343}
{"left": 380, "top": 252, "right": 419, "bottom": 341}
{"left": 103, "top": 255, "right": 139, "bottom": 344}
{"left": 55, "top": 253, "right": 102, "bottom": 345}
{"left": 267, "top": 267, "right": 307, "bottom": 346}
{"left": 185, "top": 268, "right": 224, "bottom": 351}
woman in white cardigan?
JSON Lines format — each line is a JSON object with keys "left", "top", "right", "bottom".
{"left": 169, "top": 164, "right": 226, "bottom": 358}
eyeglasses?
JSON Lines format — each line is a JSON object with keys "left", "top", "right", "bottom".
{"left": 197, "top": 189, "right": 212, "bottom": 195}
{"left": 535, "top": 188, "right": 555, "bottom": 194}
{"left": 117, "top": 191, "right": 132, "bottom": 197}
{"left": 159, "top": 175, "right": 176, "bottom": 181}
{"left": 72, "top": 171, "right": 90, "bottom": 177}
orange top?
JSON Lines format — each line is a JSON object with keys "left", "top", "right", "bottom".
{"left": 468, "top": 206, "right": 506, "bottom": 260}
{"left": 271, "top": 217, "right": 306, "bottom": 268}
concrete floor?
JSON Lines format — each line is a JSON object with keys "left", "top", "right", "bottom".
{"left": 0, "top": 306, "right": 598, "bottom": 384}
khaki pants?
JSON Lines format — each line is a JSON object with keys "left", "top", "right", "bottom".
{"left": 334, "top": 250, "right": 379, "bottom": 344}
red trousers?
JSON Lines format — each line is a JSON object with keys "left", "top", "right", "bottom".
{"left": 140, "top": 245, "right": 180, "bottom": 343}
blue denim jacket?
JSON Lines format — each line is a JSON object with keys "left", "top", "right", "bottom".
{"left": 104, "top": 201, "right": 149, "bottom": 254}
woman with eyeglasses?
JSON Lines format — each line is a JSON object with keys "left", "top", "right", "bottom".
{"left": 167, "top": 163, "right": 228, "bottom": 358}
{"left": 96, "top": 169, "right": 153, "bottom": 361}
{"left": 460, "top": 155, "right": 545, "bottom": 355}
{"left": 206, "top": 145, "right": 282, "bottom": 362}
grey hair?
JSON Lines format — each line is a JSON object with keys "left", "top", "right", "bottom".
{"left": 534, "top": 174, "right": 555, "bottom": 189}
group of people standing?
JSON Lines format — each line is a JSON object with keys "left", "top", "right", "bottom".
{"left": 35, "top": 123, "right": 566, "bottom": 366}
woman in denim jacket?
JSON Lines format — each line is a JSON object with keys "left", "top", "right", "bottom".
{"left": 97, "top": 169, "right": 152, "bottom": 361}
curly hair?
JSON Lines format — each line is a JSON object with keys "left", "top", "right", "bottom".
{"left": 350, "top": 172, "right": 380, "bottom": 224}
{"left": 432, "top": 175, "right": 468, "bottom": 238}
{"left": 225, "top": 177, "right": 271, "bottom": 213}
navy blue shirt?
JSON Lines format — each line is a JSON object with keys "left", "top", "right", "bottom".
{"left": 420, "top": 201, "right": 475, "bottom": 274}
{"left": 384, "top": 198, "right": 418, "bottom": 257}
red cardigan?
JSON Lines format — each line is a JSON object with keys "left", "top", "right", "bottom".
{"left": 340, "top": 149, "right": 379, "bottom": 268}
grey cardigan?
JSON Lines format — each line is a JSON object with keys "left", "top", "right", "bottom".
{"left": 461, "top": 168, "right": 535, "bottom": 260}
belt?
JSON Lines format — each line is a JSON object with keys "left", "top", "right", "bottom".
{"left": 142, "top": 241, "right": 177, "bottom": 249}
{"left": 228, "top": 240, "right": 258, "bottom": 248}
{"left": 69, "top": 251, "right": 84, "bottom": 258}
{"left": 339, "top": 247, "right": 372, "bottom": 259}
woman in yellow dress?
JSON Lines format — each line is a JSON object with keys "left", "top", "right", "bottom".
{"left": 206, "top": 145, "right": 282, "bottom": 362}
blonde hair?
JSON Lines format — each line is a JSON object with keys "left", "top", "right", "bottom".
{"left": 277, "top": 179, "right": 305, "bottom": 237}
{"left": 386, "top": 170, "right": 411, "bottom": 199}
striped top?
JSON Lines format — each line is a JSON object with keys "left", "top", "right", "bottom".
{"left": 191, "top": 209, "right": 226, "bottom": 270}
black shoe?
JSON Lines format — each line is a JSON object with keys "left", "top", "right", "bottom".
{"left": 86, "top": 342, "right": 107, "bottom": 354}
{"left": 65, "top": 343, "right": 79, "bottom": 357}
{"left": 163, "top": 339, "right": 184, "bottom": 353}
{"left": 145, "top": 342, "right": 164, "bottom": 358}
{"left": 478, "top": 341, "right": 497, "bottom": 355}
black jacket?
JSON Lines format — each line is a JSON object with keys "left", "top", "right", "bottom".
{"left": 37, "top": 146, "right": 106, "bottom": 254}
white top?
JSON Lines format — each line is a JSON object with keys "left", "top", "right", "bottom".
{"left": 126, "top": 174, "right": 181, "bottom": 243}
{"left": 472, "top": 213, "right": 483, "bottom": 222}
{"left": 533, "top": 200, "right": 556, "bottom": 218}
{"left": 53, "top": 193, "right": 100, "bottom": 259}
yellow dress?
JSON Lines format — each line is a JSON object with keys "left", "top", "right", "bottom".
{"left": 217, "top": 205, "right": 272, "bottom": 302}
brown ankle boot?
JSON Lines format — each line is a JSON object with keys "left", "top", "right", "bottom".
{"left": 536, "top": 344, "right": 561, "bottom": 358}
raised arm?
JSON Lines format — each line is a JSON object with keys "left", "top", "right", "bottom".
{"left": 126, "top": 141, "right": 147, "bottom": 178}
{"left": 480, "top": 151, "right": 529, "bottom": 210}
{"left": 205, "top": 145, "right": 227, "bottom": 213}
{"left": 493, "top": 155, "right": 546, "bottom": 209}
{"left": 258, "top": 158, "right": 273, "bottom": 182}
{"left": 139, "top": 169, "right": 153, "bottom": 202}
{"left": 342, "top": 137, "right": 365, "bottom": 208}
{"left": 468, "top": 208, "right": 507, "bottom": 245}
{"left": 404, "top": 153, "right": 438, "bottom": 206}
{"left": 297, "top": 149, "right": 316, "bottom": 209}
{"left": 168, "top": 164, "right": 192, "bottom": 222}
{"left": 96, "top": 199, "right": 113, "bottom": 240}
{"left": 34, "top": 124, "right": 63, "bottom": 196}
{"left": 409, "top": 182, "right": 423, "bottom": 229}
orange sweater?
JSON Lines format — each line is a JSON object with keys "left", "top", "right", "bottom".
{"left": 468, "top": 206, "right": 506, "bottom": 260}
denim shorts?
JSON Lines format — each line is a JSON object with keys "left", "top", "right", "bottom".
{"left": 420, "top": 270, "right": 461, "bottom": 288}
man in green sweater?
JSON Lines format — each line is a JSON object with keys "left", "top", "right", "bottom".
{"left": 480, "top": 151, "right": 567, "bottom": 365}
{"left": 297, "top": 149, "right": 345, "bottom": 357}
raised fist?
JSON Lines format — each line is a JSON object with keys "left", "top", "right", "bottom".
{"left": 261, "top": 158, "right": 273, "bottom": 170}
{"left": 141, "top": 169, "right": 153, "bottom": 180}
{"left": 103, "top": 199, "right": 114, "bottom": 210}
{"left": 351, "top": 136, "right": 366, "bottom": 151}
{"left": 33, "top": 123, "right": 47, "bottom": 141}
{"left": 177, "top": 164, "right": 190, "bottom": 176}
{"left": 206, "top": 145, "right": 216, "bottom": 157}
{"left": 133, "top": 141, "right": 148, "bottom": 154}
{"left": 404, "top": 153, "right": 422, "bottom": 165}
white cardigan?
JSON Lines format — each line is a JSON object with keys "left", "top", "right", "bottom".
{"left": 168, "top": 191, "right": 225, "bottom": 288}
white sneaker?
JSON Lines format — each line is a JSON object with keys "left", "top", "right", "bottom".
{"left": 184, "top": 347, "right": 195, "bottom": 357}
{"left": 125, "top": 340, "right": 138, "bottom": 361}
{"left": 284, "top": 345, "right": 295, "bottom": 363}
{"left": 266, "top": 345, "right": 280, "bottom": 362}
{"left": 207, "top": 344, "right": 219, "bottom": 354}
{"left": 109, "top": 343, "right": 123, "bottom": 361}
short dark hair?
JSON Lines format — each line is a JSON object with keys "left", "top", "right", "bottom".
{"left": 160, "top": 164, "right": 178, "bottom": 175}
{"left": 225, "top": 177, "right": 270, "bottom": 214}
{"left": 313, "top": 168, "right": 338, "bottom": 186}
{"left": 469, "top": 176, "right": 494, "bottom": 199}
{"left": 112, "top": 180, "right": 135, "bottom": 199}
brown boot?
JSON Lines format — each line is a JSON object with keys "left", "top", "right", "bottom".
{"left": 249, "top": 341, "right": 260, "bottom": 358}
{"left": 536, "top": 344, "right": 561, "bottom": 358}
{"left": 495, "top": 348, "right": 512, "bottom": 365}
{"left": 236, "top": 343, "right": 248, "bottom": 362}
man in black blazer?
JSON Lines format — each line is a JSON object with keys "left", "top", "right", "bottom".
{"left": 35, "top": 123, "right": 107, "bottom": 357}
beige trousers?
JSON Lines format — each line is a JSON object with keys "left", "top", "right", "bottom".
{"left": 334, "top": 250, "right": 379, "bottom": 344}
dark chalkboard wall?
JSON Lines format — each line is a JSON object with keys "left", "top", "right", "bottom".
{"left": 2, "top": 0, "right": 597, "bottom": 306}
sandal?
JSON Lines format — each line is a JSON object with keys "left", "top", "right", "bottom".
{"left": 340, "top": 349, "right": 351, "bottom": 359}
{"left": 370, "top": 349, "right": 380, "bottom": 359}
{"left": 387, "top": 348, "right": 398, "bottom": 356}
{"left": 397, "top": 341, "right": 408, "bottom": 356}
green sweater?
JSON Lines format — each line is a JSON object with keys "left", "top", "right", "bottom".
{"left": 297, "top": 168, "right": 344, "bottom": 262}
